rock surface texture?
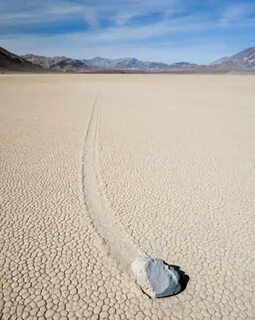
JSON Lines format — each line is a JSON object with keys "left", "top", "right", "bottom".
{"left": 132, "top": 256, "right": 181, "bottom": 298}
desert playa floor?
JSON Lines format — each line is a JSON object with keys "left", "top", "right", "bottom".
{"left": 0, "top": 74, "right": 254, "bottom": 320}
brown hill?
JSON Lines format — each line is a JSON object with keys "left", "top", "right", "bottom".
{"left": 0, "top": 47, "right": 44, "bottom": 73}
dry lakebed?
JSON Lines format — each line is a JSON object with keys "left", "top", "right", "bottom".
{"left": 0, "top": 74, "right": 254, "bottom": 319}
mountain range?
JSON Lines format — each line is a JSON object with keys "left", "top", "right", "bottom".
{"left": 22, "top": 54, "right": 198, "bottom": 72}
{"left": 1, "top": 46, "right": 255, "bottom": 73}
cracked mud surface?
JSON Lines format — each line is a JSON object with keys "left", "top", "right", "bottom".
{"left": 1, "top": 74, "right": 255, "bottom": 319}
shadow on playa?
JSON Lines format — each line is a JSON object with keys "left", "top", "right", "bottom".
{"left": 166, "top": 263, "right": 190, "bottom": 295}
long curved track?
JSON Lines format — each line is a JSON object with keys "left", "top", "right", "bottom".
{"left": 81, "top": 95, "right": 141, "bottom": 272}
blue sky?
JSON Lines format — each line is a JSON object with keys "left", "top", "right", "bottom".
{"left": 0, "top": 0, "right": 254, "bottom": 63}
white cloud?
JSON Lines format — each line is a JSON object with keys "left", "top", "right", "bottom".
{"left": 220, "top": 3, "right": 255, "bottom": 26}
{"left": 0, "top": 30, "right": 232, "bottom": 64}
{"left": 0, "top": 1, "right": 254, "bottom": 64}
{"left": 0, "top": 0, "right": 177, "bottom": 27}
{"left": 0, "top": 1, "right": 83, "bottom": 26}
{"left": 0, "top": 12, "right": 218, "bottom": 53}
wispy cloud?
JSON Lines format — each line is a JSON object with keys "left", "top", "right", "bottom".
{"left": 220, "top": 3, "right": 255, "bottom": 26}
{"left": 0, "top": 0, "right": 176, "bottom": 27}
{"left": 1, "top": 1, "right": 254, "bottom": 31}
{"left": 0, "top": 0, "right": 254, "bottom": 63}
{"left": 0, "top": 31, "right": 232, "bottom": 64}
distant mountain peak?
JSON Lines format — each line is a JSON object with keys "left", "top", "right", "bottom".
{"left": 211, "top": 47, "right": 255, "bottom": 69}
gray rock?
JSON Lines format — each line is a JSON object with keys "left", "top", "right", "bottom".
{"left": 132, "top": 255, "right": 181, "bottom": 298}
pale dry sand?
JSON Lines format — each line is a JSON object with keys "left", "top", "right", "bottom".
{"left": 0, "top": 74, "right": 254, "bottom": 320}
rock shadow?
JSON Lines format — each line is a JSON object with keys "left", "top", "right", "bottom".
{"left": 162, "top": 261, "right": 190, "bottom": 297}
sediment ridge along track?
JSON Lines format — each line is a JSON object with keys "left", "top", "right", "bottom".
{"left": 81, "top": 94, "right": 142, "bottom": 274}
